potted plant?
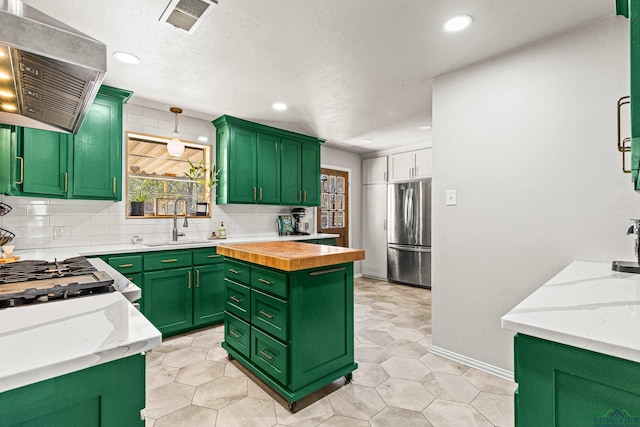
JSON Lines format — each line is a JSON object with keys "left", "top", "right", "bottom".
{"left": 129, "top": 180, "right": 150, "bottom": 216}
{"left": 185, "top": 160, "right": 220, "bottom": 216}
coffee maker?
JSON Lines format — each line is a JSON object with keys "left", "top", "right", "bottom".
{"left": 291, "top": 207, "right": 310, "bottom": 235}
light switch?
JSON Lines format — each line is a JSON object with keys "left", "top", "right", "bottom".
{"left": 446, "top": 190, "right": 457, "bottom": 206}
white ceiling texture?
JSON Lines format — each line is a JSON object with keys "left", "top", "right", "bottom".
{"left": 26, "top": 0, "right": 614, "bottom": 154}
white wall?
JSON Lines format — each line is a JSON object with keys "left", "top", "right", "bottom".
{"left": 431, "top": 15, "right": 640, "bottom": 373}
{"left": 0, "top": 104, "right": 348, "bottom": 249}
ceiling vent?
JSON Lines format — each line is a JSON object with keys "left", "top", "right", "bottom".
{"left": 159, "top": 0, "right": 218, "bottom": 34}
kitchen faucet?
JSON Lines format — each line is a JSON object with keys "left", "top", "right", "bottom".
{"left": 172, "top": 198, "right": 189, "bottom": 241}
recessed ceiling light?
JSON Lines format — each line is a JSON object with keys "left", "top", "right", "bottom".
{"left": 361, "top": 139, "right": 373, "bottom": 144}
{"left": 418, "top": 125, "right": 432, "bottom": 130}
{"left": 272, "top": 102, "right": 288, "bottom": 111}
{"left": 198, "top": 136, "right": 208, "bottom": 142}
{"left": 113, "top": 51, "right": 140, "bottom": 64}
{"left": 444, "top": 15, "right": 472, "bottom": 32}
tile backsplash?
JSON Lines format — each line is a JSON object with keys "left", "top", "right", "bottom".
{"left": 0, "top": 102, "right": 316, "bottom": 250}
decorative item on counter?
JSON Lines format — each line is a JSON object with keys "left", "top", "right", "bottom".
{"left": 131, "top": 235, "right": 143, "bottom": 244}
{"left": 0, "top": 245, "right": 18, "bottom": 263}
{"left": 277, "top": 215, "right": 294, "bottom": 235}
{"left": 218, "top": 221, "right": 227, "bottom": 239}
{"left": 209, "top": 231, "right": 217, "bottom": 239}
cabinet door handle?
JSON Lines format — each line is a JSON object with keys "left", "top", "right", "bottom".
{"left": 259, "top": 349, "right": 274, "bottom": 360}
{"left": 228, "top": 268, "right": 240, "bottom": 274}
{"left": 118, "top": 263, "right": 134, "bottom": 268}
{"left": 126, "top": 277, "right": 133, "bottom": 281}
{"left": 260, "top": 187, "right": 263, "bottom": 201}
{"left": 383, "top": 171, "right": 387, "bottom": 182}
{"left": 207, "top": 254, "right": 221, "bottom": 258}
{"left": 304, "top": 191, "right": 307, "bottom": 203}
{"left": 299, "top": 190, "right": 302, "bottom": 203}
{"left": 253, "top": 187, "right": 257, "bottom": 201}
{"left": 196, "top": 269, "right": 200, "bottom": 288}
{"left": 63, "top": 172, "right": 68, "bottom": 193}
{"left": 113, "top": 176, "right": 117, "bottom": 195}
{"left": 188, "top": 270, "right": 191, "bottom": 288}
{"left": 230, "top": 296, "right": 241, "bottom": 303}
{"left": 259, "top": 309, "right": 274, "bottom": 319}
{"left": 309, "top": 267, "right": 346, "bottom": 276}
{"left": 15, "top": 156, "right": 24, "bottom": 184}
{"left": 258, "top": 278, "right": 272, "bottom": 285}
{"left": 161, "top": 258, "right": 178, "bottom": 263}
{"left": 230, "top": 330, "right": 241, "bottom": 338}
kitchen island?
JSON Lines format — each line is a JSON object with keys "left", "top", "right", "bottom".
{"left": 0, "top": 259, "right": 161, "bottom": 426}
{"left": 502, "top": 261, "right": 640, "bottom": 426}
{"left": 217, "top": 241, "right": 365, "bottom": 411}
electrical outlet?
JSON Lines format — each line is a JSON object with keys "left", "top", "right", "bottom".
{"left": 446, "top": 190, "right": 457, "bottom": 206}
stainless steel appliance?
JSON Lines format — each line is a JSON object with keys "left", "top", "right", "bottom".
{"left": 387, "top": 179, "right": 431, "bottom": 288}
{"left": 291, "top": 207, "right": 310, "bottom": 235}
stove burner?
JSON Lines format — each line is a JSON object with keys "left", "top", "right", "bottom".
{"left": 0, "top": 257, "right": 99, "bottom": 284}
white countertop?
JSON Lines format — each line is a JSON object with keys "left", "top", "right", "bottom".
{"left": 14, "top": 233, "right": 340, "bottom": 260}
{"left": 0, "top": 291, "right": 161, "bottom": 393}
{"left": 502, "top": 261, "right": 640, "bottom": 363}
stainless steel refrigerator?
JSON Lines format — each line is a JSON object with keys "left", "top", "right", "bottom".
{"left": 387, "top": 179, "right": 431, "bottom": 288}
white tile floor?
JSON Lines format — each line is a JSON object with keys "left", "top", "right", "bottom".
{"left": 144, "top": 277, "right": 516, "bottom": 426}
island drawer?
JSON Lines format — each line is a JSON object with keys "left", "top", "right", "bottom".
{"left": 251, "top": 289, "right": 288, "bottom": 341}
{"left": 224, "top": 259, "right": 250, "bottom": 284}
{"left": 225, "top": 312, "right": 251, "bottom": 359}
{"left": 144, "top": 250, "right": 192, "bottom": 271}
{"left": 251, "top": 326, "right": 288, "bottom": 385}
{"left": 107, "top": 255, "right": 143, "bottom": 274}
{"left": 251, "top": 266, "right": 288, "bottom": 299}
{"left": 193, "top": 247, "right": 223, "bottom": 265}
{"left": 225, "top": 278, "right": 250, "bottom": 321}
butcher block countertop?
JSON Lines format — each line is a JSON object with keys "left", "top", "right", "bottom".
{"left": 217, "top": 241, "right": 365, "bottom": 271}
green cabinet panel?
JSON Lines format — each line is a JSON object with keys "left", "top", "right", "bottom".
{"left": 514, "top": 333, "right": 640, "bottom": 426}
{"left": 21, "top": 128, "right": 69, "bottom": 197}
{"left": 221, "top": 260, "right": 356, "bottom": 408}
{"left": 213, "top": 115, "right": 323, "bottom": 206}
{"left": 71, "top": 93, "right": 122, "bottom": 199}
{"left": 144, "top": 249, "right": 192, "bottom": 271}
{"left": 0, "top": 355, "right": 145, "bottom": 427}
{"left": 194, "top": 263, "right": 225, "bottom": 326}
{"left": 107, "top": 254, "right": 143, "bottom": 274}
{"left": 144, "top": 267, "right": 193, "bottom": 335}
{"left": 0, "top": 125, "right": 11, "bottom": 194}
{"left": 193, "top": 247, "right": 223, "bottom": 265}
{"left": 301, "top": 142, "right": 321, "bottom": 206}
{"left": 280, "top": 138, "right": 302, "bottom": 205}
{"left": 225, "top": 312, "right": 251, "bottom": 358}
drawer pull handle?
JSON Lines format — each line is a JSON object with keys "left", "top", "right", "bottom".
{"left": 309, "top": 267, "right": 346, "bottom": 276}
{"left": 188, "top": 271, "right": 191, "bottom": 289}
{"left": 126, "top": 277, "right": 133, "bottom": 281}
{"left": 259, "top": 349, "right": 274, "bottom": 360}
{"left": 161, "top": 259, "right": 178, "bottom": 263}
{"left": 230, "top": 296, "right": 242, "bottom": 303}
{"left": 259, "top": 310, "right": 274, "bottom": 319}
{"left": 118, "top": 263, "right": 134, "bottom": 268}
{"left": 258, "top": 278, "right": 272, "bottom": 285}
{"left": 230, "top": 330, "right": 241, "bottom": 338}
{"left": 196, "top": 269, "right": 200, "bottom": 288}
{"left": 207, "top": 255, "right": 221, "bottom": 258}
{"left": 228, "top": 269, "right": 240, "bottom": 274}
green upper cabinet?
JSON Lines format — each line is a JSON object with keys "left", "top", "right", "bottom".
{"left": 213, "top": 115, "right": 323, "bottom": 206}
{"left": 0, "top": 85, "right": 132, "bottom": 200}
{"left": 0, "top": 125, "right": 10, "bottom": 194}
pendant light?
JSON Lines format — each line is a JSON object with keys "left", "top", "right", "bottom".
{"left": 167, "top": 107, "right": 185, "bottom": 156}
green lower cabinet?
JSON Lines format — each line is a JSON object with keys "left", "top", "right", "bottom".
{"left": 222, "top": 259, "right": 356, "bottom": 409}
{"left": 194, "top": 263, "right": 225, "bottom": 326}
{"left": 514, "top": 333, "right": 640, "bottom": 426}
{"left": 0, "top": 355, "right": 145, "bottom": 427}
{"left": 144, "top": 267, "right": 193, "bottom": 335}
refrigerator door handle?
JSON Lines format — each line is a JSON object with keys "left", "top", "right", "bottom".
{"left": 388, "top": 244, "right": 431, "bottom": 253}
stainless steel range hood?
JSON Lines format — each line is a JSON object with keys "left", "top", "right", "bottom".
{"left": 0, "top": 0, "right": 106, "bottom": 134}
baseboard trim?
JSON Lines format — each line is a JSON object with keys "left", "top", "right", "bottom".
{"left": 429, "top": 345, "right": 514, "bottom": 381}
{"left": 354, "top": 273, "right": 363, "bottom": 278}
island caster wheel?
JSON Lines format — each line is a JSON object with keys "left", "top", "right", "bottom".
{"left": 344, "top": 373, "right": 353, "bottom": 384}
{"left": 227, "top": 353, "right": 234, "bottom": 361}
{"left": 288, "top": 401, "right": 297, "bottom": 412}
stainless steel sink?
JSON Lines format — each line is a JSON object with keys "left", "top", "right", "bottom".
{"left": 143, "top": 240, "right": 210, "bottom": 247}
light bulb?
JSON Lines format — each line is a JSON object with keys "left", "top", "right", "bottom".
{"left": 167, "top": 132, "right": 185, "bottom": 156}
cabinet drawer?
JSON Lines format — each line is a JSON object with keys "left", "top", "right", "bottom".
{"left": 251, "top": 326, "right": 288, "bottom": 385}
{"left": 251, "top": 289, "right": 288, "bottom": 341}
{"left": 144, "top": 250, "right": 192, "bottom": 271}
{"left": 224, "top": 259, "right": 250, "bottom": 284}
{"left": 224, "top": 312, "right": 250, "bottom": 359}
{"left": 193, "top": 247, "right": 223, "bottom": 265}
{"left": 123, "top": 272, "right": 142, "bottom": 287}
{"left": 251, "top": 266, "right": 288, "bottom": 299}
{"left": 225, "top": 278, "right": 250, "bottom": 321}
{"left": 107, "top": 255, "right": 142, "bottom": 274}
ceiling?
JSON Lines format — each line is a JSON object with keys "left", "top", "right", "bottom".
{"left": 25, "top": 0, "right": 615, "bottom": 154}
